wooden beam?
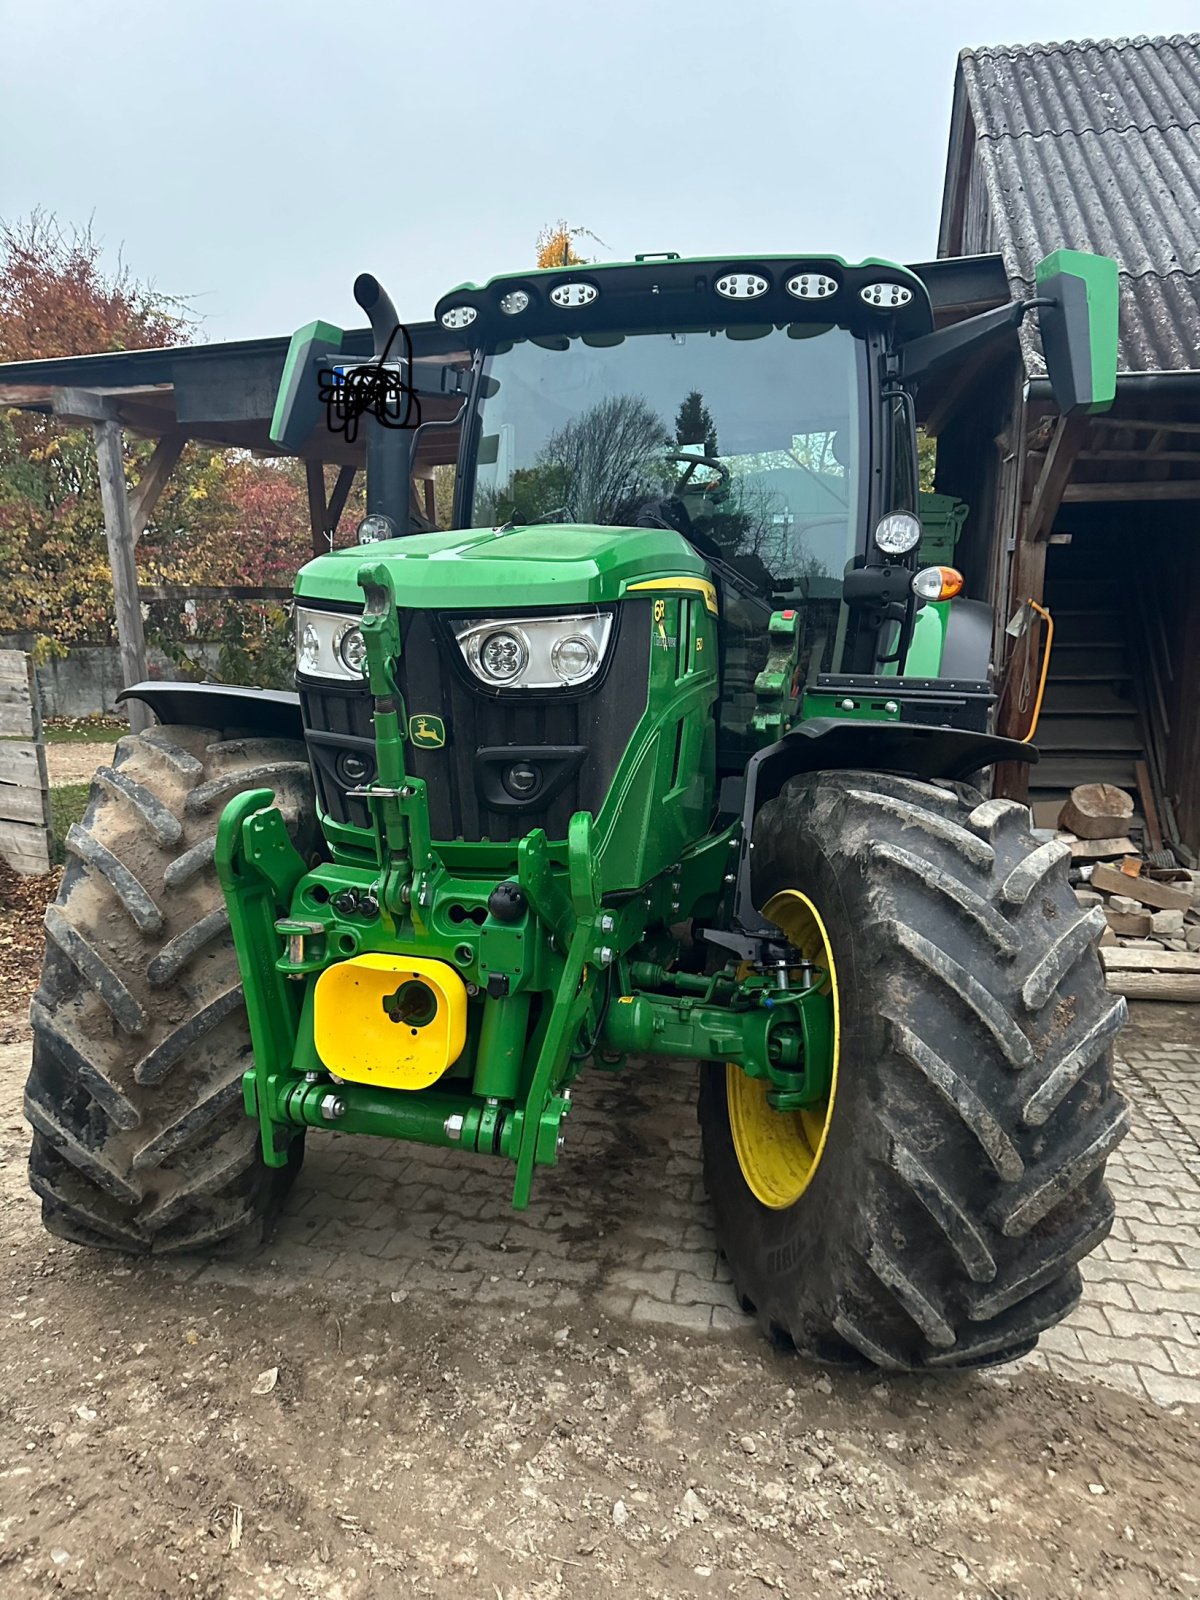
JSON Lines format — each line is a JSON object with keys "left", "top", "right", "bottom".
{"left": 1080, "top": 449, "right": 1200, "bottom": 462}
{"left": 53, "top": 386, "right": 118, "bottom": 424}
{"left": 130, "top": 431, "right": 185, "bottom": 542}
{"left": 92, "top": 419, "right": 150, "bottom": 734}
{"left": 1092, "top": 416, "right": 1200, "bottom": 435}
{"left": 326, "top": 466, "right": 356, "bottom": 540}
{"left": 1062, "top": 480, "right": 1200, "bottom": 503}
{"left": 305, "top": 461, "right": 329, "bottom": 557}
{"left": 1025, "top": 413, "right": 1088, "bottom": 541}
{"left": 138, "top": 584, "right": 294, "bottom": 602}
{"left": 921, "top": 342, "right": 1004, "bottom": 438}
{"left": 1104, "top": 971, "right": 1200, "bottom": 1002}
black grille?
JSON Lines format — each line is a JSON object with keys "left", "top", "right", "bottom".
{"left": 300, "top": 603, "right": 652, "bottom": 843}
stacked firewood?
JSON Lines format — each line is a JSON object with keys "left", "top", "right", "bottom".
{"left": 1053, "top": 784, "right": 1200, "bottom": 1002}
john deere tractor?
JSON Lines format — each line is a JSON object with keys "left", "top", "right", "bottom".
{"left": 27, "top": 249, "right": 1130, "bottom": 1371}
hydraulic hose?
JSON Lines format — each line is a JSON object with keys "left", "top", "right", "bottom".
{"left": 1020, "top": 599, "right": 1054, "bottom": 744}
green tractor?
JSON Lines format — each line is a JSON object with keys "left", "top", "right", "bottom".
{"left": 27, "top": 249, "right": 1130, "bottom": 1371}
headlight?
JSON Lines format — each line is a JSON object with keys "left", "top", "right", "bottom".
{"left": 874, "top": 512, "right": 922, "bottom": 557}
{"left": 295, "top": 607, "right": 367, "bottom": 682}
{"left": 336, "top": 622, "right": 368, "bottom": 675}
{"left": 357, "top": 513, "right": 398, "bottom": 544}
{"left": 453, "top": 613, "right": 613, "bottom": 690}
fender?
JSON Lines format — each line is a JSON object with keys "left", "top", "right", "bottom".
{"left": 118, "top": 681, "right": 304, "bottom": 741}
{"left": 718, "top": 717, "right": 1037, "bottom": 944}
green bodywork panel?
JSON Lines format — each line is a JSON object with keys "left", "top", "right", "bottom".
{"left": 294, "top": 520, "right": 711, "bottom": 609}
{"left": 270, "top": 319, "right": 345, "bottom": 451}
{"left": 1035, "top": 249, "right": 1120, "bottom": 414}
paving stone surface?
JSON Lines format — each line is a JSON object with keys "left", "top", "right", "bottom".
{"left": 193, "top": 1002, "right": 1200, "bottom": 1408}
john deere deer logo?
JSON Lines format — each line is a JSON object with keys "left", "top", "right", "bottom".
{"left": 408, "top": 714, "right": 445, "bottom": 748}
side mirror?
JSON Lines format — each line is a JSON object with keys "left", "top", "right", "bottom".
{"left": 1035, "top": 250, "right": 1119, "bottom": 414}
{"left": 270, "top": 319, "right": 345, "bottom": 451}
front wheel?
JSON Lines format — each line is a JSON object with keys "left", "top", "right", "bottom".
{"left": 698, "top": 770, "right": 1129, "bottom": 1371}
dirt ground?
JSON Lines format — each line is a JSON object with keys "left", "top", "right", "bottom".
{"left": 2, "top": 878, "right": 1199, "bottom": 1599}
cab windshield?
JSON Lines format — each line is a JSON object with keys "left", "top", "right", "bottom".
{"left": 470, "top": 324, "right": 867, "bottom": 600}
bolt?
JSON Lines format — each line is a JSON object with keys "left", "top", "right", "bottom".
{"left": 884, "top": 700, "right": 899, "bottom": 715}
{"left": 839, "top": 697, "right": 856, "bottom": 711}
{"left": 556, "top": 1134, "right": 565, "bottom": 1154}
{"left": 723, "top": 873, "right": 736, "bottom": 885}
{"left": 465, "top": 982, "right": 480, "bottom": 997}
{"left": 319, "top": 1094, "right": 345, "bottom": 1121}
{"left": 596, "top": 946, "right": 614, "bottom": 967}
{"left": 562, "top": 1088, "right": 572, "bottom": 1102}
{"left": 728, "top": 836, "right": 739, "bottom": 850}
{"left": 304, "top": 1071, "right": 321, "bottom": 1083}
{"left": 444, "top": 1113, "right": 465, "bottom": 1142}
{"left": 599, "top": 912, "right": 616, "bottom": 934}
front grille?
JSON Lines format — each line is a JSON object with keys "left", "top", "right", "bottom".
{"left": 300, "top": 602, "right": 652, "bottom": 843}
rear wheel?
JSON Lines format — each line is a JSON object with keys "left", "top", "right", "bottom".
{"left": 25, "top": 726, "right": 316, "bottom": 1254}
{"left": 699, "top": 769, "right": 1129, "bottom": 1371}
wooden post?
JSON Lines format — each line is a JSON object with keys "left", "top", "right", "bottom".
{"left": 93, "top": 418, "right": 151, "bottom": 734}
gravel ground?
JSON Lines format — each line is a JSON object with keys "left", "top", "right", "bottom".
{"left": 1, "top": 841, "right": 1198, "bottom": 1598}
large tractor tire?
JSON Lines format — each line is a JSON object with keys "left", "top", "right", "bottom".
{"left": 25, "top": 726, "right": 316, "bottom": 1254}
{"left": 699, "top": 770, "right": 1129, "bottom": 1371}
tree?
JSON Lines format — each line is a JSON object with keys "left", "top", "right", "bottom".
{"left": 535, "top": 220, "right": 606, "bottom": 269}
{"left": 675, "top": 390, "right": 718, "bottom": 456}
{"left": 0, "top": 214, "right": 195, "bottom": 651}
{"left": 0, "top": 214, "right": 326, "bottom": 683}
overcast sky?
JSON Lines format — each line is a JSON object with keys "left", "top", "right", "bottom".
{"left": 3, "top": 1, "right": 1196, "bottom": 346}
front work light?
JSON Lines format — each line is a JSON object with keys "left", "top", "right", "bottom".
{"left": 440, "top": 305, "right": 478, "bottom": 329}
{"left": 873, "top": 511, "right": 922, "bottom": 556}
{"left": 453, "top": 613, "right": 613, "bottom": 690}
{"left": 785, "top": 272, "right": 838, "bottom": 300}
{"left": 548, "top": 282, "right": 599, "bottom": 308}
{"left": 357, "top": 513, "right": 398, "bottom": 544}
{"left": 499, "top": 289, "right": 531, "bottom": 315}
{"left": 715, "top": 272, "right": 769, "bottom": 300}
{"left": 860, "top": 282, "right": 914, "bottom": 309}
{"left": 912, "top": 566, "right": 965, "bottom": 602}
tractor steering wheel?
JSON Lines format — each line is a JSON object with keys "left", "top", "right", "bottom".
{"left": 663, "top": 451, "right": 731, "bottom": 500}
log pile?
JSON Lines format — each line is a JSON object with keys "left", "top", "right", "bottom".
{"left": 1053, "top": 783, "right": 1200, "bottom": 1002}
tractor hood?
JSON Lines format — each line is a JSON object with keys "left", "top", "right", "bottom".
{"left": 294, "top": 522, "right": 714, "bottom": 612}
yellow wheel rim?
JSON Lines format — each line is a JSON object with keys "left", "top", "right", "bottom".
{"left": 726, "top": 890, "right": 840, "bottom": 1210}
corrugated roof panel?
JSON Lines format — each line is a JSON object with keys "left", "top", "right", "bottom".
{"left": 962, "top": 35, "right": 1200, "bottom": 138}
{"left": 976, "top": 127, "right": 1200, "bottom": 279}
{"left": 952, "top": 33, "right": 1200, "bottom": 375}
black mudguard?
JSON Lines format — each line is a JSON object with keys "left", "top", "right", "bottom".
{"left": 722, "top": 718, "right": 1037, "bottom": 940}
{"left": 118, "top": 681, "right": 304, "bottom": 741}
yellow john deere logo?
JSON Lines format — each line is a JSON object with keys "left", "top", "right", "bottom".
{"left": 408, "top": 714, "right": 446, "bottom": 748}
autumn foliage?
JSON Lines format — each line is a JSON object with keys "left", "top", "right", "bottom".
{"left": 0, "top": 213, "right": 316, "bottom": 678}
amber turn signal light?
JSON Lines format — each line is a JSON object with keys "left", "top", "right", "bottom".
{"left": 912, "top": 565, "right": 964, "bottom": 602}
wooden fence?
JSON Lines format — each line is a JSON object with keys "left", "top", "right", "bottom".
{"left": 0, "top": 650, "right": 53, "bottom": 874}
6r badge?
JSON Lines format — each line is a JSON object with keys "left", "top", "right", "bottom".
{"left": 408, "top": 714, "right": 446, "bottom": 748}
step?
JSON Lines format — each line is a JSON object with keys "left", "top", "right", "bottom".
{"left": 1047, "top": 609, "right": 1127, "bottom": 644}
{"left": 1029, "top": 755, "right": 1140, "bottom": 790}
{"left": 1049, "top": 644, "right": 1130, "bottom": 675}
{"left": 1034, "top": 715, "right": 1142, "bottom": 753}
{"left": 1042, "top": 682, "right": 1139, "bottom": 714}
{"left": 1042, "top": 578, "right": 1123, "bottom": 608}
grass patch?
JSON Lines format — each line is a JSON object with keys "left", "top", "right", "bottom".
{"left": 44, "top": 717, "right": 125, "bottom": 744}
{"left": 51, "top": 784, "right": 90, "bottom": 861}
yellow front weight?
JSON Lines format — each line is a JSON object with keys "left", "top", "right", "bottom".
{"left": 313, "top": 955, "right": 467, "bottom": 1090}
